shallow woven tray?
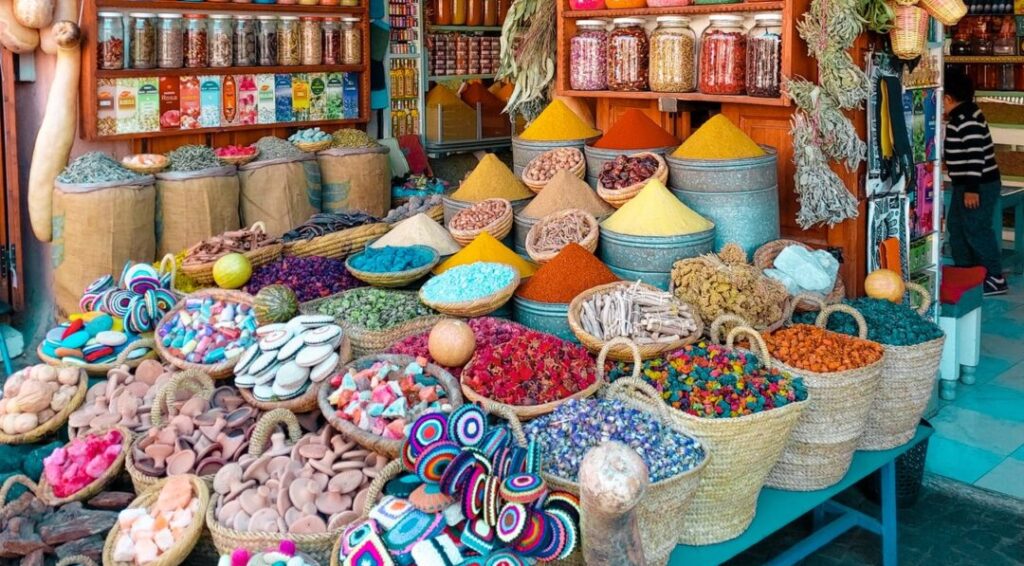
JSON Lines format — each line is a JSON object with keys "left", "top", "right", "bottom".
{"left": 37, "top": 336, "right": 159, "bottom": 377}
{"left": 753, "top": 239, "right": 846, "bottom": 312}
{"left": 448, "top": 198, "right": 514, "bottom": 247}
{"left": 293, "top": 139, "right": 333, "bottom": 153}
{"left": 284, "top": 223, "right": 392, "bottom": 260}
{"left": 419, "top": 272, "right": 520, "bottom": 318}
{"left": 154, "top": 289, "right": 256, "bottom": 379}
{"left": 237, "top": 334, "right": 353, "bottom": 413}
{"left": 525, "top": 208, "right": 599, "bottom": 263}
{"left": 37, "top": 425, "right": 133, "bottom": 506}
{"left": 596, "top": 152, "right": 669, "bottom": 208}
{"left": 181, "top": 222, "right": 283, "bottom": 286}
{"left": 318, "top": 354, "right": 463, "bottom": 458}
{"left": 568, "top": 281, "right": 704, "bottom": 362}
{"left": 344, "top": 246, "right": 440, "bottom": 288}
{"left": 522, "top": 147, "right": 586, "bottom": 193}
{"left": 103, "top": 474, "right": 210, "bottom": 566}
{"left": 217, "top": 149, "right": 259, "bottom": 167}
{"left": 122, "top": 154, "right": 169, "bottom": 175}
{"left": 0, "top": 366, "right": 88, "bottom": 445}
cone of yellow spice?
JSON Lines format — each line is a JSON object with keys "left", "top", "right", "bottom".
{"left": 601, "top": 178, "right": 713, "bottom": 237}
{"left": 672, "top": 115, "right": 765, "bottom": 160}
{"left": 434, "top": 232, "right": 537, "bottom": 278}
{"left": 519, "top": 100, "right": 601, "bottom": 142}
{"left": 451, "top": 154, "right": 534, "bottom": 203}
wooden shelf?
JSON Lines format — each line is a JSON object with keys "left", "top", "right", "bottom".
{"left": 97, "top": 64, "right": 364, "bottom": 78}
{"left": 562, "top": 1, "right": 783, "bottom": 18}
{"left": 945, "top": 55, "right": 1024, "bottom": 64}
{"left": 560, "top": 89, "right": 791, "bottom": 106}
{"left": 95, "top": 0, "right": 366, "bottom": 14}
{"left": 428, "top": 73, "right": 495, "bottom": 81}
{"left": 427, "top": 24, "right": 502, "bottom": 31}
{"left": 93, "top": 117, "right": 367, "bottom": 141}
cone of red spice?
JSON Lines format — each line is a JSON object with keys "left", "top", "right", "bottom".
{"left": 591, "top": 109, "right": 679, "bottom": 150}
{"left": 516, "top": 243, "right": 619, "bottom": 304}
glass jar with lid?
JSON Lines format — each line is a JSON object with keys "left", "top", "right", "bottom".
{"left": 257, "top": 16, "right": 278, "bottom": 66}
{"left": 157, "top": 13, "right": 183, "bottom": 68}
{"left": 972, "top": 18, "right": 992, "bottom": 55}
{"left": 183, "top": 14, "right": 208, "bottom": 68}
{"left": 570, "top": 20, "right": 608, "bottom": 91}
{"left": 950, "top": 26, "right": 971, "bottom": 55}
{"left": 98, "top": 12, "right": 124, "bottom": 70}
{"left": 130, "top": 13, "right": 157, "bottom": 69}
{"left": 746, "top": 13, "right": 782, "bottom": 98}
{"left": 278, "top": 16, "right": 301, "bottom": 65}
{"left": 699, "top": 14, "right": 746, "bottom": 95}
{"left": 648, "top": 16, "right": 696, "bottom": 93}
{"left": 994, "top": 25, "right": 1017, "bottom": 55}
{"left": 300, "top": 17, "right": 322, "bottom": 65}
{"left": 209, "top": 15, "right": 234, "bottom": 67}
{"left": 435, "top": 0, "right": 452, "bottom": 25}
{"left": 342, "top": 17, "right": 362, "bottom": 65}
{"left": 323, "top": 17, "right": 342, "bottom": 64}
{"left": 607, "top": 17, "right": 648, "bottom": 92}
{"left": 234, "top": 15, "right": 257, "bottom": 66}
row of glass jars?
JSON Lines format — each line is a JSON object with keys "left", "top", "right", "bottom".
{"left": 98, "top": 12, "right": 363, "bottom": 70}
{"left": 569, "top": 14, "right": 782, "bottom": 97}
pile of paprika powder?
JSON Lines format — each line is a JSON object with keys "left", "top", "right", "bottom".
{"left": 516, "top": 243, "right": 619, "bottom": 304}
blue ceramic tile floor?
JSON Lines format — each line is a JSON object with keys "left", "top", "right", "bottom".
{"left": 925, "top": 273, "right": 1024, "bottom": 499}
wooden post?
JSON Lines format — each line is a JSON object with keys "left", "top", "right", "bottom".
{"left": 579, "top": 441, "right": 648, "bottom": 566}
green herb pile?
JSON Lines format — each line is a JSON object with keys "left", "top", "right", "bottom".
{"left": 254, "top": 136, "right": 306, "bottom": 160}
{"left": 57, "top": 152, "right": 146, "bottom": 184}
{"left": 165, "top": 145, "right": 221, "bottom": 172}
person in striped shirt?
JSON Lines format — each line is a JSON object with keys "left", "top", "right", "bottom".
{"left": 943, "top": 68, "right": 1007, "bottom": 296}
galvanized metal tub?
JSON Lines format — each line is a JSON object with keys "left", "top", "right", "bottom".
{"left": 512, "top": 296, "right": 575, "bottom": 342}
{"left": 666, "top": 145, "right": 778, "bottom": 192}
{"left": 599, "top": 226, "right": 715, "bottom": 274}
{"left": 511, "top": 135, "right": 601, "bottom": 177}
{"left": 607, "top": 266, "right": 673, "bottom": 291}
{"left": 513, "top": 214, "right": 540, "bottom": 256}
{"left": 584, "top": 144, "right": 677, "bottom": 188}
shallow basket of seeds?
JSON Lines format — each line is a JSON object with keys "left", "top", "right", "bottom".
{"left": 525, "top": 208, "right": 599, "bottom": 263}
{"left": 522, "top": 147, "right": 586, "bottom": 193}
{"left": 447, "top": 198, "right": 514, "bottom": 246}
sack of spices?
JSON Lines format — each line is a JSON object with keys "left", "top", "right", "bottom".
{"left": 238, "top": 137, "right": 323, "bottom": 240}
{"left": 52, "top": 153, "right": 157, "bottom": 318}
{"left": 318, "top": 146, "right": 391, "bottom": 218}
{"left": 155, "top": 165, "right": 240, "bottom": 257}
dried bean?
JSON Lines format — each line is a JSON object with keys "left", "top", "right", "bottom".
{"left": 449, "top": 198, "right": 509, "bottom": 231}
{"left": 523, "top": 147, "right": 584, "bottom": 184}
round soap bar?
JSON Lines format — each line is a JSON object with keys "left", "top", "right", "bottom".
{"left": 96, "top": 330, "right": 128, "bottom": 347}
{"left": 62, "top": 331, "right": 91, "bottom": 349}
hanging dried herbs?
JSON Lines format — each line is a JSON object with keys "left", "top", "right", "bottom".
{"left": 497, "top": 0, "right": 556, "bottom": 122}
{"left": 788, "top": 0, "right": 869, "bottom": 228}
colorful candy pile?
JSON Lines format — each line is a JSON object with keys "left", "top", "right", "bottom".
{"left": 336, "top": 407, "right": 579, "bottom": 564}
{"left": 219, "top": 541, "right": 315, "bottom": 566}
{"left": 41, "top": 312, "right": 149, "bottom": 365}
{"left": 791, "top": 298, "right": 944, "bottom": 346}
{"left": 764, "top": 325, "right": 884, "bottom": 373}
{"left": 112, "top": 475, "right": 199, "bottom": 564}
{"left": 246, "top": 256, "right": 363, "bottom": 303}
{"left": 0, "top": 364, "right": 83, "bottom": 435}
{"left": 234, "top": 316, "right": 344, "bottom": 402}
{"left": 604, "top": 342, "right": 808, "bottom": 418}
{"left": 79, "top": 261, "right": 178, "bottom": 335}
{"left": 386, "top": 317, "right": 529, "bottom": 376}
{"left": 349, "top": 246, "right": 436, "bottom": 273}
{"left": 327, "top": 358, "right": 454, "bottom": 440}
{"left": 525, "top": 398, "right": 705, "bottom": 483}
{"left": 421, "top": 262, "right": 518, "bottom": 304}
{"left": 43, "top": 428, "right": 124, "bottom": 497}
{"left": 462, "top": 330, "right": 597, "bottom": 407}
{"left": 157, "top": 297, "right": 258, "bottom": 365}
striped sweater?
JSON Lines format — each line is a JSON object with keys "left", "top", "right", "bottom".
{"left": 944, "top": 101, "right": 1000, "bottom": 192}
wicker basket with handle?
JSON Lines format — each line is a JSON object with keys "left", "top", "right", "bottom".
{"left": 37, "top": 425, "right": 133, "bottom": 506}
{"left": 918, "top": 0, "right": 966, "bottom": 24}
{"left": 752, "top": 238, "right": 846, "bottom": 312}
{"left": 154, "top": 289, "right": 256, "bottom": 379}
{"left": 0, "top": 365, "right": 88, "bottom": 445}
{"left": 181, "top": 222, "right": 283, "bottom": 286}
{"left": 890, "top": 4, "right": 929, "bottom": 59}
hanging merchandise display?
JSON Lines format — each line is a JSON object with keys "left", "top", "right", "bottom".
{"left": 497, "top": 0, "right": 557, "bottom": 121}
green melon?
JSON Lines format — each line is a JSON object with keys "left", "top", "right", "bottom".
{"left": 253, "top": 285, "right": 298, "bottom": 324}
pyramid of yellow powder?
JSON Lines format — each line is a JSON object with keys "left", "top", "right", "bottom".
{"left": 601, "top": 178, "right": 713, "bottom": 237}
{"left": 519, "top": 100, "right": 600, "bottom": 142}
{"left": 673, "top": 115, "right": 766, "bottom": 160}
{"left": 450, "top": 154, "right": 533, "bottom": 202}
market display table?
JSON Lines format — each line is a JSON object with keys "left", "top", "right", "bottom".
{"left": 669, "top": 425, "right": 934, "bottom": 566}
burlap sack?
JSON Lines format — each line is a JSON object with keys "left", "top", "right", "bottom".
{"left": 52, "top": 178, "right": 156, "bottom": 318}
{"left": 318, "top": 146, "right": 391, "bottom": 217}
{"left": 238, "top": 154, "right": 321, "bottom": 239}
{"left": 155, "top": 165, "right": 240, "bottom": 257}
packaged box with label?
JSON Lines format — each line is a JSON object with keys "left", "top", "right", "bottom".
{"left": 292, "top": 73, "right": 310, "bottom": 122}
{"left": 275, "top": 74, "right": 293, "bottom": 123}
{"left": 237, "top": 74, "right": 258, "bottom": 125}
{"left": 221, "top": 74, "right": 239, "bottom": 126}
{"left": 257, "top": 74, "right": 276, "bottom": 124}
{"left": 116, "top": 78, "right": 139, "bottom": 134}
{"left": 308, "top": 73, "right": 326, "bottom": 121}
{"left": 180, "top": 76, "right": 201, "bottom": 129}
{"left": 97, "top": 79, "right": 117, "bottom": 137}
{"left": 342, "top": 73, "right": 359, "bottom": 119}
{"left": 137, "top": 77, "right": 160, "bottom": 132}
{"left": 198, "top": 75, "right": 222, "bottom": 129}
{"left": 325, "top": 72, "right": 343, "bottom": 120}
{"left": 159, "top": 76, "right": 180, "bottom": 130}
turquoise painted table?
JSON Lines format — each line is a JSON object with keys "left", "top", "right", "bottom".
{"left": 669, "top": 425, "right": 934, "bottom": 566}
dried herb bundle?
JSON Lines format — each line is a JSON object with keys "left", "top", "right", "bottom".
{"left": 497, "top": 0, "right": 556, "bottom": 122}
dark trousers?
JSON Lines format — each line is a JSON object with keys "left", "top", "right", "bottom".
{"left": 948, "top": 180, "right": 1003, "bottom": 278}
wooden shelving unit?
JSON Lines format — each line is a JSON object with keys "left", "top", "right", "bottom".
{"left": 945, "top": 55, "right": 1024, "bottom": 64}
{"left": 427, "top": 24, "right": 502, "bottom": 31}
{"left": 554, "top": 0, "right": 792, "bottom": 107}
{"left": 79, "top": 0, "right": 371, "bottom": 141}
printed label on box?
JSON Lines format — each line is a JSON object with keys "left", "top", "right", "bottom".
{"left": 116, "top": 78, "right": 139, "bottom": 134}
{"left": 97, "top": 79, "right": 117, "bottom": 137}
{"left": 159, "top": 76, "right": 181, "bottom": 130}
{"left": 237, "top": 74, "right": 258, "bottom": 126}
{"left": 222, "top": 74, "right": 238, "bottom": 126}
{"left": 342, "top": 73, "right": 359, "bottom": 119}
{"left": 180, "top": 76, "right": 201, "bottom": 130}
{"left": 308, "top": 73, "right": 326, "bottom": 122}
{"left": 199, "top": 76, "right": 222, "bottom": 129}
{"left": 275, "top": 74, "right": 293, "bottom": 123}
{"left": 292, "top": 73, "right": 310, "bottom": 122}
{"left": 326, "top": 72, "right": 343, "bottom": 120}
{"left": 137, "top": 78, "right": 160, "bottom": 133}
{"left": 257, "top": 74, "right": 276, "bottom": 124}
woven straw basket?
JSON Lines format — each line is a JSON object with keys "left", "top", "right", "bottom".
{"left": 300, "top": 289, "right": 444, "bottom": 357}
{"left": 614, "top": 326, "right": 807, "bottom": 545}
{"left": 36, "top": 425, "right": 133, "bottom": 505}
{"left": 459, "top": 336, "right": 627, "bottom": 421}
{"left": 568, "top": 281, "right": 704, "bottom": 362}
{"left": 238, "top": 334, "right": 352, "bottom": 413}
{"left": 448, "top": 198, "right": 514, "bottom": 246}
{"left": 125, "top": 370, "right": 219, "bottom": 493}
{"left": 919, "top": 0, "right": 967, "bottom": 25}
{"left": 103, "top": 474, "right": 210, "bottom": 566}
{"left": 39, "top": 337, "right": 159, "bottom": 379}
{"left": 891, "top": 4, "right": 929, "bottom": 59}
{"left": 761, "top": 301, "right": 885, "bottom": 491}
{"left": 525, "top": 209, "right": 599, "bottom": 263}
{"left": 318, "top": 354, "right": 463, "bottom": 458}
{"left": 522, "top": 147, "right": 586, "bottom": 194}
{"left": 293, "top": 139, "right": 333, "bottom": 153}
{"left": 419, "top": 271, "right": 521, "bottom": 318}
{"left": 345, "top": 246, "right": 440, "bottom": 288}
{"left": 426, "top": 204, "right": 444, "bottom": 223}
{"left": 155, "top": 289, "right": 255, "bottom": 379}
{"left": 860, "top": 282, "right": 945, "bottom": 450}
{"left": 206, "top": 410, "right": 343, "bottom": 564}
{"left": 285, "top": 223, "right": 391, "bottom": 260}
{"left": 181, "top": 223, "right": 283, "bottom": 286}
{"left": 0, "top": 366, "right": 87, "bottom": 445}
{"left": 330, "top": 458, "right": 405, "bottom": 566}
{"left": 596, "top": 152, "right": 669, "bottom": 208}
{"left": 753, "top": 239, "right": 847, "bottom": 312}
